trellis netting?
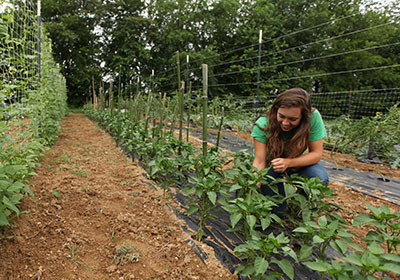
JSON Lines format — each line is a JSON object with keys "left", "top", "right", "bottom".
{"left": 0, "top": 0, "right": 67, "bottom": 141}
{"left": 310, "top": 88, "right": 400, "bottom": 119}
{"left": 220, "top": 88, "right": 400, "bottom": 120}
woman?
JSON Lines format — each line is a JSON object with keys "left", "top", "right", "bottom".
{"left": 251, "top": 88, "right": 329, "bottom": 216}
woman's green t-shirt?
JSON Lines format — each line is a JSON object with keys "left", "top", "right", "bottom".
{"left": 251, "top": 109, "right": 327, "bottom": 144}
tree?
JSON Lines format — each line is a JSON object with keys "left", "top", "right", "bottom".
{"left": 42, "top": 0, "right": 101, "bottom": 107}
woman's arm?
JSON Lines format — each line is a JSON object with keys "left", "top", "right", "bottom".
{"left": 270, "top": 139, "right": 324, "bottom": 173}
{"left": 252, "top": 138, "right": 268, "bottom": 171}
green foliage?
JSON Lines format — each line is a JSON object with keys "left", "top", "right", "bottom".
{"left": 42, "top": 0, "right": 400, "bottom": 107}
{"left": 353, "top": 204, "right": 400, "bottom": 255}
{"left": 325, "top": 104, "right": 400, "bottom": 168}
{"left": 183, "top": 150, "right": 228, "bottom": 241}
{"left": 85, "top": 96, "right": 400, "bottom": 279}
{"left": 234, "top": 232, "right": 297, "bottom": 280}
{"left": 0, "top": 1, "right": 67, "bottom": 229}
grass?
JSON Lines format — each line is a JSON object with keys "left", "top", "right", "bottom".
{"left": 68, "top": 107, "right": 84, "bottom": 114}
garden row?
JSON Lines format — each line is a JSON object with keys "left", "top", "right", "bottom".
{"left": 84, "top": 91, "right": 400, "bottom": 279}
{"left": 0, "top": 3, "right": 68, "bottom": 229}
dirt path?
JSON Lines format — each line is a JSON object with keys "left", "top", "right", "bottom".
{"left": 0, "top": 113, "right": 235, "bottom": 280}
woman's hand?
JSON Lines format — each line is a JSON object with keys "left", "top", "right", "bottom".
{"left": 271, "top": 158, "right": 291, "bottom": 173}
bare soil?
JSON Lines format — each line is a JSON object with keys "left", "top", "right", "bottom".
{"left": 0, "top": 113, "right": 235, "bottom": 280}
{"left": 1, "top": 113, "right": 399, "bottom": 280}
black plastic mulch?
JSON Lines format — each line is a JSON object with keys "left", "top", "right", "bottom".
{"left": 121, "top": 127, "right": 399, "bottom": 279}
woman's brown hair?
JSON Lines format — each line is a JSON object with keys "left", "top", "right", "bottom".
{"left": 256, "top": 88, "right": 312, "bottom": 160}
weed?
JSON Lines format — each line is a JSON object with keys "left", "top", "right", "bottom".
{"left": 74, "top": 170, "right": 89, "bottom": 178}
{"left": 65, "top": 244, "right": 85, "bottom": 265}
{"left": 136, "top": 232, "right": 145, "bottom": 239}
{"left": 131, "top": 191, "right": 139, "bottom": 197}
{"left": 158, "top": 222, "right": 172, "bottom": 232}
{"left": 81, "top": 186, "right": 88, "bottom": 192}
{"left": 55, "top": 154, "right": 71, "bottom": 164}
{"left": 110, "top": 227, "right": 120, "bottom": 242}
{"left": 112, "top": 243, "right": 141, "bottom": 265}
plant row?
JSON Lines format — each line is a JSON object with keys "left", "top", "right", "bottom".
{"left": 0, "top": 3, "right": 68, "bottom": 230}
{"left": 325, "top": 103, "right": 400, "bottom": 169}
{"left": 85, "top": 101, "right": 400, "bottom": 280}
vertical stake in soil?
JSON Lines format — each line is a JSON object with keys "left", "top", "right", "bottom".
{"left": 256, "top": 29, "right": 262, "bottom": 117}
{"left": 202, "top": 64, "right": 208, "bottom": 157}
{"left": 37, "top": 0, "right": 42, "bottom": 137}
{"left": 179, "top": 81, "right": 184, "bottom": 144}
{"left": 216, "top": 107, "right": 224, "bottom": 152}
{"left": 176, "top": 51, "right": 183, "bottom": 143}
{"left": 159, "top": 92, "right": 166, "bottom": 139}
{"left": 186, "top": 81, "right": 192, "bottom": 142}
{"left": 109, "top": 74, "right": 113, "bottom": 113}
{"left": 92, "top": 74, "right": 96, "bottom": 109}
{"left": 118, "top": 66, "right": 122, "bottom": 113}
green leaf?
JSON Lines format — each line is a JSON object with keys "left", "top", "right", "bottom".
{"left": 186, "top": 205, "right": 199, "bottom": 215}
{"left": 381, "top": 263, "right": 400, "bottom": 274}
{"left": 7, "top": 181, "right": 25, "bottom": 193}
{"left": 352, "top": 214, "right": 373, "bottom": 226}
{"left": 348, "top": 243, "right": 365, "bottom": 253}
{"left": 230, "top": 212, "right": 242, "bottom": 228}
{"left": 246, "top": 215, "right": 257, "bottom": 229}
{"left": 0, "top": 212, "right": 10, "bottom": 226}
{"left": 293, "top": 227, "right": 308, "bottom": 233}
{"left": 150, "top": 167, "right": 160, "bottom": 176}
{"left": 3, "top": 165, "right": 25, "bottom": 175}
{"left": 343, "top": 253, "right": 363, "bottom": 266}
{"left": 317, "top": 215, "right": 327, "bottom": 227}
{"left": 234, "top": 264, "right": 246, "bottom": 275}
{"left": 366, "top": 204, "right": 381, "bottom": 217}
{"left": 240, "top": 264, "right": 255, "bottom": 276}
{"left": 3, "top": 196, "right": 19, "bottom": 214}
{"left": 273, "top": 258, "right": 294, "bottom": 280}
{"left": 147, "top": 159, "right": 156, "bottom": 167}
{"left": 381, "top": 253, "right": 400, "bottom": 263}
{"left": 299, "top": 245, "right": 313, "bottom": 261}
{"left": 361, "top": 252, "right": 380, "bottom": 268}
{"left": 182, "top": 186, "right": 196, "bottom": 195}
{"left": 229, "top": 184, "right": 242, "bottom": 192}
{"left": 330, "top": 239, "right": 348, "bottom": 255}
{"left": 304, "top": 261, "right": 330, "bottom": 272}
{"left": 254, "top": 257, "right": 269, "bottom": 275}
{"left": 313, "top": 235, "right": 324, "bottom": 244}
{"left": 260, "top": 217, "right": 271, "bottom": 231}
{"left": 0, "top": 180, "right": 12, "bottom": 189}
{"left": 207, "top": 191, "right": 217, "bottom": 205}
{"left": 368, "top": 242, "right": 384, "bottom": 255}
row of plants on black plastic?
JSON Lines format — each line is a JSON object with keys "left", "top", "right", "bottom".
{"left": 85, "top": 101, "right": 400, "bottom": 280}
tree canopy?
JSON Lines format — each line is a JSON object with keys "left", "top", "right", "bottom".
{"left": 41, "top": 0, "right": 400, "bottom": 106}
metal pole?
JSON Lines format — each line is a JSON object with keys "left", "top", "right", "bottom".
{"left": 202, "top": 64, "right": 208, "bottom": 157}
{"left": 176, "top": 51, "right": 181, "bottom": 90}
{"left": 151, "top": 69, "right": 155, "bottom": 94}
{"left": 185, "top": 55, "right": 189, "bottom": 93}
{"left": 37, "top": 0, "right": 42, "bottom": 137}
{"left": 256, "top": 29, "right": 263, "bottom": 117}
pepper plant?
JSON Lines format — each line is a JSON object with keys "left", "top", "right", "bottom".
{"left": 182, "top": 149, "right": 228, "bottom": 241}
{"left": 233, "top": 232, "right": 297, "bottom": 280}
{"left": 352, "top": 204, "right": 400, "bottom": 255}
